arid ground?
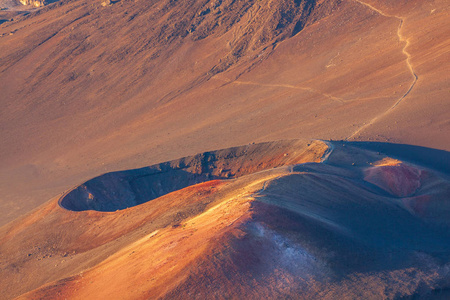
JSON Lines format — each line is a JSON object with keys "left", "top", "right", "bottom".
{"left": 0, "top": 0, "right": 449, "bottom": 298}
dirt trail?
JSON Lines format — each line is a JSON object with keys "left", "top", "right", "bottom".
{"left": 320, "top": 141, "right": 334, "bottom": 163}
{"left": 212, "top": 77, "right": 344, "bottom": 104}
{"left": 254, "top": 140, "right": 334, "bottom": 196}
{"left": 347, "top": 0, "right": 419, "bottom": 140}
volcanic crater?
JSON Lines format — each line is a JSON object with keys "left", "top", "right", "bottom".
{"left": 59, "top": 139, "right": 326, "bottom": 212}
{"left": 3, "top": 140, "right": 450, "bottom": 299}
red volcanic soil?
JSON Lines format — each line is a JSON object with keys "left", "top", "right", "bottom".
{"left": 0, "top": 0, "right": 449, "bottom": 298}
{"left": 2, "top": 140, "right": 450, "bottom": 299}
{"left": 0, "top": 0, "right": 448, "bottom": 226}
{"left": 0, "top": 140, "right": 328, "bottom": 299}
{"left": 364, "top": 159, "right": 423, "bottom": 197}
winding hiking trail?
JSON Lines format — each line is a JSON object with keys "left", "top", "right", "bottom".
{"left": 347, "top": 0, "right": 419, "bottom": 140}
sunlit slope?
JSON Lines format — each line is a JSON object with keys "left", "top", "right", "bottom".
{"left": 0, "top": 140, "right": 327, "bottom": 299}
{"left": 0, "top": 0, "right": 448, "bottom": 225}
{"left": 349, "top": 0, "right": 450, "bottom": 148}
{"left": 1, "top": 140, "right": 450, "bottom": 299}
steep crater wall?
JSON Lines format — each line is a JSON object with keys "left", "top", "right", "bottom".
{"left": 59, "top": 140, "right": 326, "bottom": 212}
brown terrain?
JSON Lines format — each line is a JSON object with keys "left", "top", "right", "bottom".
{"left": 0, "top": 0, "right": 449, "bottom": 298}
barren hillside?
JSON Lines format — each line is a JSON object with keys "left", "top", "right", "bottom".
{"left": 0, "top": 0, "right": 448, "bottom": 225}
{"left": 0, "top": 0, "right": 449, "bottom": 298}
{"left": 2, "top": 140, "right": 450, "bottom": 299}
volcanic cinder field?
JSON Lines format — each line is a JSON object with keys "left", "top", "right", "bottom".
{"left": 0, "top": 0, "right": 449, "bottom": 299}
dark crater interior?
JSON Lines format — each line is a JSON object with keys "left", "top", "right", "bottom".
{"left": 59, "top": 140, "right": 316, "bottom": 212}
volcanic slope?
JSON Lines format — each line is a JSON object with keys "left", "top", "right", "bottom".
{"left": 0, "top": 0, "right": 449, "bottom": 225}
{"left": 1, "top": 140, "right": 450, "bottom": 299}
{"left": 0, "top": 140, "right": 327, "bottom": 299}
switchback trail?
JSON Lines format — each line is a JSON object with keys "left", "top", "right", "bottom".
{"left": 347, "top": 0, "right": 419, "bottom": 140}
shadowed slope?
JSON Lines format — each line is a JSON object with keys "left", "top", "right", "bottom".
{"left": 347, "top": 141, "right": 450, "bottom": 175}
{"left": 2, "top": 140, "right": 450, "bottom": 299}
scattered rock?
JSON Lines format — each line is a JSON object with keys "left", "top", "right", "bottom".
{"left": 19, "top": 0, "right": 46, "bottom": 7}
